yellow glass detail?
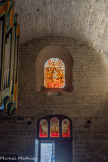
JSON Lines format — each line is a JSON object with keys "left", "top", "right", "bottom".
{"left": 50, "top": 117, "right": 59, "bottom": 137}
{"left": 44, "top": 58, "right": 65, "bottom": 88}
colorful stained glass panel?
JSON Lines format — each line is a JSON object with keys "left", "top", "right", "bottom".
{"left": 50, "top": 117, "right": 59, "bottom": 137}
{"left": 44, "top": 68, "right": 54, "bottom": 78}
{"left": 45, "top": 58, "right": 54, "bottom": 67}
{"left": 39, "top": 119, "right": 48, "bottom": 137}
{"left": 62, "top": 119, "right": 70, "bottom": 137}
{"left": 55, "top": 58, "right": 65, "bottom": 67}
{"left": 44, "top": 77, "right": 55, "bottom": 88}
{"left": 44, "top": 58, "right": 65, "bottom": 88}
{"left": 55, "top": 78, "right": 64, "bottom": 88}
{"left": 54, "top": 68, "right": 65, "bottom": 78}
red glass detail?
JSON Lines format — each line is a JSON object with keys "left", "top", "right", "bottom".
{"left": 44, "top": 77, "right": 55, "bottom": 88}
{"left": 54, "top": 77, "right": 64, "bottom": 88}
{"left": 50, "top": 117, "right": 59, "bottom": 137}
{"left": 50, "top": 131, "right": 59, "bottom": 137}
{"left": 62, "top": 119, "right": 70, "bottom": 137}
{"left": 52, "top": 117, "right": 58, "bottom": 123}
{"left": 62, "top": 124, "right": 70, "bottom": 137}
{"left": 39, "top": 125, "right": 48, "bottom": 137}
{"left": 39, "top": 120, "right": 48, "bottom": 137}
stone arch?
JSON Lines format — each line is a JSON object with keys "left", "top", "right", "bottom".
{"left": 36, "top": 45, "right": 73, "bottom": 92}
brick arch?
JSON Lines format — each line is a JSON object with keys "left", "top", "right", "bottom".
{"left": 36, "top": 45, "right": 73, "bottom": 92}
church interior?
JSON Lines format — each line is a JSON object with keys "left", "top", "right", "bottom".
{"left": 0, "top": 0, "right": 108, "bottom": 162}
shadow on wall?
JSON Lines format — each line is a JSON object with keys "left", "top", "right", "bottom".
{"left": 72, "top": 45, "right": 108, "bottom": 95}
{"left": 17, "top": 36, "right": 108, "bottom": 117}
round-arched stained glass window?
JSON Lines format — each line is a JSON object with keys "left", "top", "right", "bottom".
{"left": 44, "top": 58, "right": 65, "bottom": 88}
{"left": 62, "top": 119, "right": 70, "bottom": 137}
{"left": 39, "top": 119, "right": 48, "bottom": 137}
{"left": 50, "top": 117, "right": 59, "bottom": 137}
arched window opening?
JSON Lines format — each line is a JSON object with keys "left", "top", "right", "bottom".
{"left": 62, "top": 119, "right": 70, "bottom": 137}
{"left": 44, "top": 58, "right": 65, "bottom": 88}
{"left": 39, "top": 119, "right": 48, "bottom": 137}
{"left": 36, "top": 46, "right": 73, "bottom": 92}
{"left": 50, "top": 117, "right": 59, "bottom": 137}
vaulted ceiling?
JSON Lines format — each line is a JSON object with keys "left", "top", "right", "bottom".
{"left": 14, "top": 0, "right": 108, "bottom": 58}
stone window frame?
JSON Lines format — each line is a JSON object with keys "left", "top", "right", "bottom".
{"left": 36, "top": 45, "right": 73, "bottom": 93}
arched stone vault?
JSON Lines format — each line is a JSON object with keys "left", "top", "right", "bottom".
{"left": 14, "top": 0, "right": 108, "bottom": 59}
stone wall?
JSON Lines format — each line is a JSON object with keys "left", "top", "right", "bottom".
{"left": 0, "top": 36, "right": 108, "bottom": 162}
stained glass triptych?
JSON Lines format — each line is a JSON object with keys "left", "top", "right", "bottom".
{"left": 44, "top": 58, "right": 65, "bottom": 88}
{"left": 39, "top": 118, "right": 70, "bottom": 138}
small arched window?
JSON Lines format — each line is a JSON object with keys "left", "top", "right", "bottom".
{"left": 50, "top": 117, "right": 59, "bottom": 137}
{"left": 39, "top": 119, "right": 48, "bottom": 137}
{"left": 44, "top": 58, "right": 65, "bottom": 88}
{"left": 62, "top": 119, "right": 70, "bottom": 137}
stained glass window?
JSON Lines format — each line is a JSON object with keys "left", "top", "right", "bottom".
{"left": 39, "top": 119, "right": 48, "bottom": 137}
{"left": 62, "top": 119, "right": 70, "bottom": 137}
{"left": 50, "top": 117, "right": 59, "bottom": 137}
{"left": 44, "top": 58, "right": 65, "bottom": 88}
